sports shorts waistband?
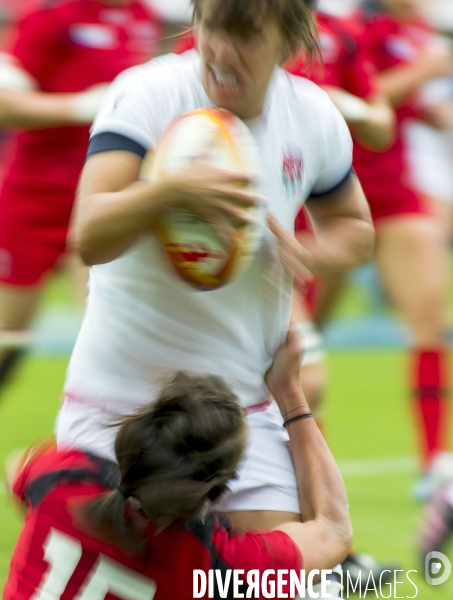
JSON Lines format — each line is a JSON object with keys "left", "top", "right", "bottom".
{"left": 64, "top": 390, "right": 272, "bottom": 415}
{"left": 246, "top": 399, "right": 272, "bottom": 414}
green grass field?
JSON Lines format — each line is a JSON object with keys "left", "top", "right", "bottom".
{"left": 1, "top": 277, "right": 453, "bottom": 598}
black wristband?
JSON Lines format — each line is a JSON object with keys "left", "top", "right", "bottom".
{"left": 283, "top": 413, "right": 313, "bottom": 428}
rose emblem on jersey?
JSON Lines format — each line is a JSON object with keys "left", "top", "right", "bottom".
{"left": 281, "top": 146, "right": 304, "bottom": 199}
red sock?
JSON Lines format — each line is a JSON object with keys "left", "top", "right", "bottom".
{"left": 412, "top": 348, "right": 450, "bottom": 467}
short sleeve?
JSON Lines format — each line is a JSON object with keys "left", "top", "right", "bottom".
{"left": 12, "top": 441, "right": 58, "bottom": 505}
{"left": 88, "top": 53, "right": 200, "bottom": 157}
{"left": 6, "top": 7, "right": 64, "bottom": 85}
{"left": 89, "top": 68, "right": 159, "bottom": 155}
{"left": 213, "top": 527, "right": 303, "bottom": 573}
{"left": 310, "top": 96, "right": 353, "bottom": 197}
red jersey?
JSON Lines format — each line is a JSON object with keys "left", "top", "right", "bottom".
{"left": 2, "top": 0, "right": 161, "bottom": 192}
{"left": 289, "top": 11, "right": 378, "bottom": 101}
{"left": 4, "top": 447, "right": 302, "bottom": 600}
{"left": 289, "top": 11, "right": 379, "bottom": 234}
{"left": 352, "top": 1, "right": 435, "bottom": 196}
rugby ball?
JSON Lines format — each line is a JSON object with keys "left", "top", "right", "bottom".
{"left": 140, "top": 108, "right": 266, "bottom": 291}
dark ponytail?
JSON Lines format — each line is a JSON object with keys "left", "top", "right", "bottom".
{"left": 79, "top": 372, "right": 247, "bottom": 553}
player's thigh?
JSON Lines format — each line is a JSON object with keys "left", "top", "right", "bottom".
{"left": 375, "top": 215, "right": 448, "bottom": 340}
{"left": 0, "top": 188, "right": 69, "bottom": 327}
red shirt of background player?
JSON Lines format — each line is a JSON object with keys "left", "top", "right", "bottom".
{"left": 4, "top": 447, "right": 302, "bottom": 600}
{"left": 288, "top": 10, "right": 379, "bottom": 238}
{"left": 351, "top": 2, "right": 434, "bottom": 215}
{"left": 0, "top": 0, "right": 161, "bottom": 286}
{"left": 285, "top": 11, "right": 380, "bottom": 311}
{"left": 289, "top": 11, "right": 378, "bottom": 100}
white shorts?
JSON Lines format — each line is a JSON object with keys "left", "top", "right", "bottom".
{"left": 57, "top": 397, "right": 300, "bottom": 514}
{"left": 403, "top": 118, "right": 453, "bottom": 203}
{"left": 216, "top": 402, "right": 300, "bottom": 514}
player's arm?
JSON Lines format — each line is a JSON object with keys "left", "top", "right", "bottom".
{"left": 266, "top": 329, "right": 352, "bottom": 572}
{"left": 74, "top": 152, "right": 257, "bottom": 265}
{"left": 269, "top": 172, "right": 374, "bottom": 275}
{"left": 324, "top": 88, "right": 395, "bottom": 150}
{"left": 0, "top": 79, "right": 109, "bottom": 128}
{"left": 376, "top": 43, "right": 453, "bottom": 108}
{"left": 0, "top": 3, "right": 112, "bottom": 129}
{"left": 0, "top": 56, "right": 107, "bottom": 127}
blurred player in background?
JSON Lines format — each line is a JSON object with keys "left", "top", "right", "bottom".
{"left": 4, "top": 333, "right": 350, "bottom": 599}
{"left": 350, "top": 0, "right": 453, "bottom": 499}
{"left": 58, "top": 0, "right": 374, "bottom": 538}
{"left": 402, "top": 1, "right": 453, "bottom": 240}
{"left": 293, "top": 0, "right": 453, "bottom": 499}
{"left": 289, "top": 0, "right": 395, "bottom": 423}
{"left": 288, "top": 1, "right": 397, "bottom": 588}
{"left": 0, "top": 0, "right": 162, "bottom": 391}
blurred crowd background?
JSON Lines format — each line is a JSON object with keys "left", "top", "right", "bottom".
{"left": 1, "top": 0, "right": 453, "bottom": 597}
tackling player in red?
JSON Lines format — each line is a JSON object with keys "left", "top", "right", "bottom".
{"left": 4, "top": 331, "right": 351, "bottom": 600}
{"left": 352, "top": 0, "right": 453, "bottom": 497}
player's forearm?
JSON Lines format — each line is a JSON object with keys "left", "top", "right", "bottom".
{"left": 302, "top": 216, "right": 374, "bottom": 273}
{"left": 377, "top": 64, "right": 434, "bottom": 107}
{"left": 0, "top": 89, "right": 77, "bottom": 128}
{"left": 75, "top": 181, "right": 168, "bottom": 265}
{"left": 291, "top": 420, "right": 351, "bottom": 545}
{"left": 324, "top": 89, "right": 395, "bottom": 151}
{"left": 275, "top": 381, "right": 351, "bottom": 539}
{"left": 348, "top": 99, "right": 396, "bottom": 150}
{"left": 0, "top": 87, "right": 107, "bottom": 129}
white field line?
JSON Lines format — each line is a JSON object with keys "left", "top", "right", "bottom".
{"left": 0, "top": 456, "right": 418, "bottom": 497}
{"left": 338, "top": 456, "right": 417, "bottom": 477}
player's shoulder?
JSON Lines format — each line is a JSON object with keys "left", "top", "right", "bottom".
{"left": 275, "top": 68, "right": 337, "bottom": 114}
{"left": 115, "top": 50, "right": 200, "bottom": 93}
{"left": 13, "top": 444, "right": 118, "bottom": 506}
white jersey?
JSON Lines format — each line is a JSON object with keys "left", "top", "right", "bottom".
{"left": 58, "top": 51, "right": 352, "bottom": 461}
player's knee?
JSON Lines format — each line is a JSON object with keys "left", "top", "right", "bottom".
{"left": 409, "top": 306, "right": 448, "bottom": 346}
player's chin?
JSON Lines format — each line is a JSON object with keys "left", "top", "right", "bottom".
{"left": 207, "top": 85, "right": 247, "bottom": 116}
{"left": 211, "top": 95, "right": 248, "bottom": 119}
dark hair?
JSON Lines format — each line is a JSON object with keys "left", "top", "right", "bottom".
{"left": 79, "top": 371, "right": 247, "bottom": 553}
{"left": 191, "top": 0, "right": 319, "bottom": 61}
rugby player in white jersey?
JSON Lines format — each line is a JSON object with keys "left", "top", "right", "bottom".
{"left": 58, "top": 0, "right": 374, "bottom": 532}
